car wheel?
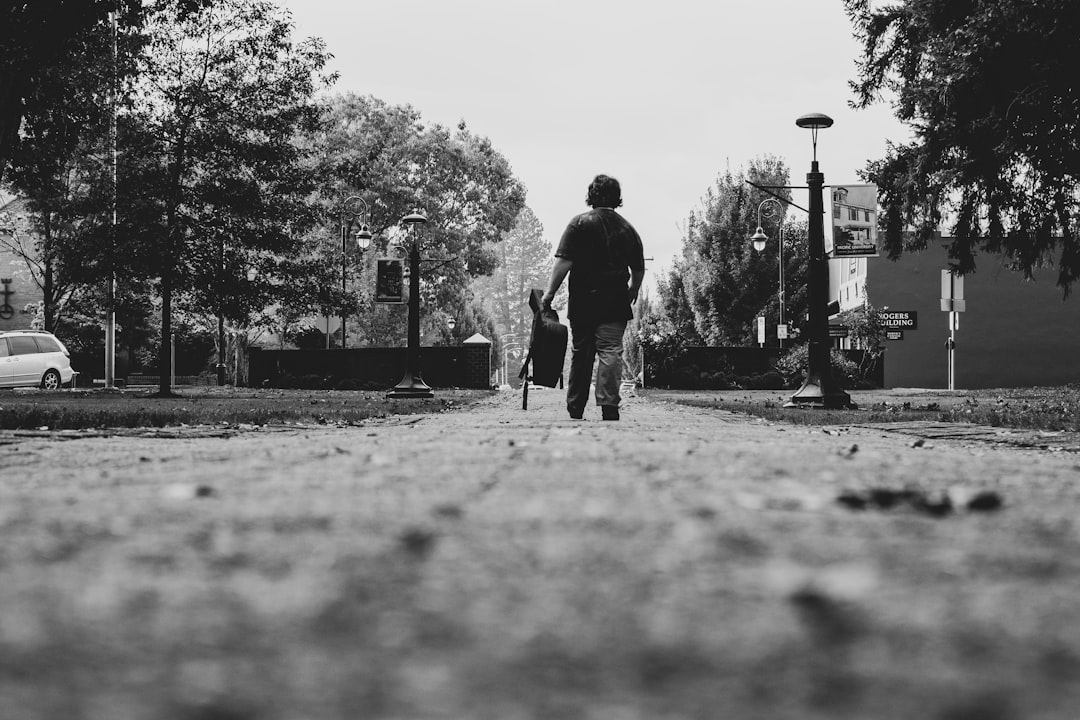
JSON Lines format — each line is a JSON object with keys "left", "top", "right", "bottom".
{"left": 41, "top": 369, "right": 61, "bottom": 391}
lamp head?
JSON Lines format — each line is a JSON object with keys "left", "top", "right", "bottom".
{"left": 795, "top": 113, "right": 834, "bottom": 130}
{"left": 751, "top": 226, "right": 768, "bottom": 252}
{"left": 796, "top": 112, "right": 833, "bottom": 163}
{"left": 401, "top": 210, "right": 428, "bottom": 226}
{"left": 447, "top": 317, "right": 456, "bottom": 330}
{"left": 355, "top": 224, "right": 372, "bottom": 251}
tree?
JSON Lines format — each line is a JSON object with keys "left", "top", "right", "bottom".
{"left": 655, "top": 261, "right": 703, "bottom": 345}
{"left": 470, "top": 206, "right": 557, "bottom": 355}
{"left": 1, "top": 1, "right": 118, "bottom": 183}
{"left": 845, "top": 0, "right": 1080, "bottom": 293}
{"left": 1, "top": 1, "right": 148, "bottom": 331}
{"left": 665, "top": 156, "right": 809, "bottom": 346}
{"left": 115, "top": 0, "right": 331, "bottom": 395}
{"left": 306, "top": 94, "right": 526, "bottom": 348}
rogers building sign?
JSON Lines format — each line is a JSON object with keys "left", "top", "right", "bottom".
{"left": 881, "top": 310, "right": 917, "bottom": 330}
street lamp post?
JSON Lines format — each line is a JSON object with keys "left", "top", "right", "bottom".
{"left": 340, "top": 195, "right": 373, "bottom": 349}
{"left": 750, "top": 198, "right": 787, "bottom": 348}
{"left": 497, "top": 332, "right": 519, "bottom": 387}
{"left": 216, "top": 235, "right": 227, "bottom": 385}
{"left": 502, "top": 342, "right": 522, "bottom": 387}
{"left": 786, "top": 112, "right": 853, "bottom": 409}
{"left": 388, "top": 211, "right": 434, "bottom": 399}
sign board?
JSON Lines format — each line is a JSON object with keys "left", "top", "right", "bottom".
{"left": 941, "top": 270, "right": 966, "bottom": 312}
{"left": 827, "top": 184, "right": 879, "bottom": 258}
{"left": 829, "top": 324, "right": 849, "bottom": 338}
{"left": 777, "top": 324, "right": 789, "bottom": 340}
{"left": 756, "top": 316, "right": 766, "bottom": 345}
{"left": 375, "top": 258, "right": 404, "bottom": 303}
{"left": 881, "top": 310, "right": 917, "bottom": 330}
{"left": 886, "top": 330, "right": 904, "bottom": 341}
{"left": 940, "top": 298, "right": 967, "bottom": 312}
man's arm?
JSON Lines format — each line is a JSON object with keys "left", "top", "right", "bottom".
{"left": 541, "top": 257, "right": 573, "bottom": 308}
{"left": 629, "top": 268, "right": 645, "bottom": 305}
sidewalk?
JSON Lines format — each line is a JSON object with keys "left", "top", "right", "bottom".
{"left": 3, "top": 387, "right": 1080, "bottom": 719}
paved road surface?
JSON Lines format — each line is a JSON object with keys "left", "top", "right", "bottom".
{"left": 3, "top": 387, "right": 1080, "bottom": 719}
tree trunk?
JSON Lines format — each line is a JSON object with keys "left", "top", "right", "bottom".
{"left": 43, "top": 258, "right": 54, "bottom": 332}
{"left": 159, "top": 273, "right": 172, "bottom": 396}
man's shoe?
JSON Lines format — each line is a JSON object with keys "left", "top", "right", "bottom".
{"left": 568, "top": 407, "right": 584, "bottom": 420}
{"left": 601, "top": 406, "right": 620, "bottom": 421}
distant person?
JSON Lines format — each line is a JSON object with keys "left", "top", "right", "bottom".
{"left": 541, "top": 174, "right": 645, "bottom": 421}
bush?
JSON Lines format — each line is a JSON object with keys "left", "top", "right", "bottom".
{"left": 776, "top": 344, "right": 860, "bottom": 389}
{"left": 275, "top": 373, "right": 332, "bottom": 389}
{"left": 640, "top": 327, "right": 689, "bottom": 385}
{"left": 334, "top": 377, "right": 387, "bottom": 391}
{"left": 740, "top": 371, "right": 786, "bottom": 390}
{"left": 289, "top": 326, "right": 329, "bottom": 350}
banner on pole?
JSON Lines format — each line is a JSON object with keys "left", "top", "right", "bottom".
{"left": 375, "top": 258, "right": 404, "bottom": 303}
{"left": 827, "top": 184, "right": 879, "bottom": 258}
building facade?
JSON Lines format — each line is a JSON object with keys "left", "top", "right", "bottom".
{"left": 0, "top": 197, "right": 45, "bottom": 333}
{"left": 865, "top": 242, "right": 1080, "bottom": 389}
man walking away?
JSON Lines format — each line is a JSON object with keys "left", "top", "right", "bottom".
{"left": 541, "top": 174, "right": 645, "bottom": 421}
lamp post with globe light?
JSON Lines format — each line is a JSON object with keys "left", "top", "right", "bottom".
{"left": 340, "top": 195, "right": 373, "bottom": 349}
{"left": 750, "top": 197, "right": 788, "bottom": 348}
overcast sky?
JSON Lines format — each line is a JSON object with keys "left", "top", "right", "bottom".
{"left": 279, "top": 0, "right": 909, "bottom": 280}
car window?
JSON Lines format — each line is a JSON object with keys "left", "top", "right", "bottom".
{"left": 34, "top": 336, "right": 61, "bottom": 353}
{"left": 0, "top": 339, "right": 8, "bottom": 357}
{"left": 8, "top": 336, "right": 39, "bottom": 355}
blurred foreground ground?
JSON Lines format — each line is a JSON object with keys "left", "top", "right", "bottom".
{"left": 2, "top": 386, "right": 1079, "bottom": 719}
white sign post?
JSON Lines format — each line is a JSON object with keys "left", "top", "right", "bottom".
{"left": 941, "top": 270, "right": 966, "bottom": 390}
{"left": 757, "top": 316, "right": 766, "bottom": 347}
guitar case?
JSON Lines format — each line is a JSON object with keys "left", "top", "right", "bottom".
{"left": 519, "top": 289, "right": 568, "bottom": 409}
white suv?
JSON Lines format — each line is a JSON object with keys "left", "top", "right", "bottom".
{"left": 0, "top": 330, "right": 75, "bottom": 390}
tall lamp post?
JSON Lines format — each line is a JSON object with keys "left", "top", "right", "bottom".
{"left": 216, "top": 236, "right": 227, "bottom": 385}
{"left": 787, "top": 112, "right": 853, "bottom": 409}
{"left": 340, "top": 195, "right": 373, "bottom": 349}
{"left": 498, "top": 332, "right": 519, "bottom": 387}
{"left": 750, "top": 198, "right": 787, "bottom": 348}
{"left": 388, "top": 211, "right": 434, "bottom": 399}
{"left": 502, "top": 341, "right": 522, "bottom": 387}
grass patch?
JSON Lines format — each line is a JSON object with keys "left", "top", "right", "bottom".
{"left": 647, "top": 385, "right": 1080, "bottom": 432}
{"left": 0, "top": 387, "right": 493, "bottom": 430}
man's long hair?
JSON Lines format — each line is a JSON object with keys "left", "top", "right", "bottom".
{"left": 586, "top": 174, "right": 622, "bottom": 208}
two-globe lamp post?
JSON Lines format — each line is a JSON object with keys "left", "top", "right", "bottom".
{"left": 340, "top": 195, "right": 373, "bottom": 349}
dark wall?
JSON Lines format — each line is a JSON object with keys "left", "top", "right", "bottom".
{"left": 248, "top": 343, "right": 492, "bottom": 389}
{"left": 646, "top": 346, "right": 882, "bottom": 389}
{"left": 870, "top": 243, "right": 1080, "bottom": 388}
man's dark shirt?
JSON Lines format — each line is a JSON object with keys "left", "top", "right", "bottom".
{"left": 555, "top": 207, "right": 645, "bottom": 324}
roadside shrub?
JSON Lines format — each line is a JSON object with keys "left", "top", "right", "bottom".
{"left": 335, "top": 378, "right": 386, "bottom": 391}
{"left": 277, "top": 373, "right": 332, "bottom": 389}
{"left": 289, "top": 326, "right": 329, "bottom": 350}
{"left": 776, "top": 344, "right": 860, "bottom": 389}
{"left": 740, "top": 371, "right": 786, "bottom": 390}
{"left": 640, "top": 327, "right": 689, "bottom": 385}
